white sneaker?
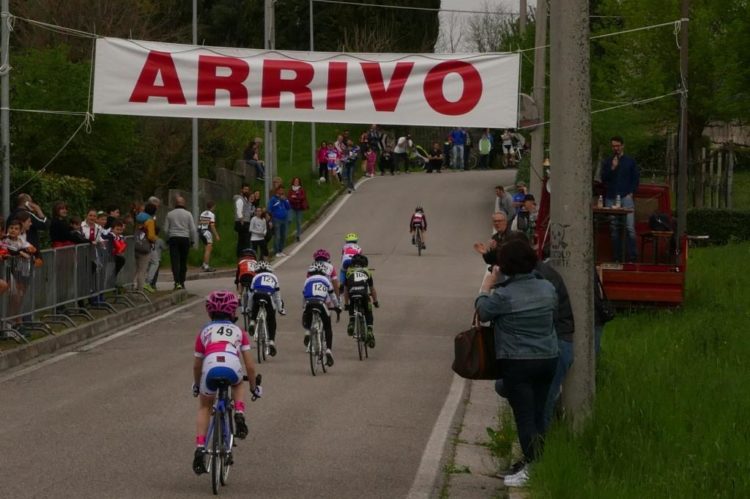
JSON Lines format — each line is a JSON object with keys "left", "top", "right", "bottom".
{"left": 503, "top": 464, "right": 530, "bottom": 488}
{"left": 325, "top": 349, "right": 334, "bottom": 367}
{"left": 276, "top": 252, "right": 288, "bottom": 257}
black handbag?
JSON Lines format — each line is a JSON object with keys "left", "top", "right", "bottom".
{"left": 452, "top": 312, "right": 501, "bottom": 380}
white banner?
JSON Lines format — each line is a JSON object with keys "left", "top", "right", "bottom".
{"left": 93, "top": 37, "right": 519, "bottom": 128}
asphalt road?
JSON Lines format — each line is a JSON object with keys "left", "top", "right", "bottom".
{"left": 0, "top": 169, "right": 515, "bottom": 498}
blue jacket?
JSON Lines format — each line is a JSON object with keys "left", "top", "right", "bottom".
{"left": 475, "top": 273, "right": 558, "bottom": 360}
{"left": 268, "top": 195, "right": 291, "bottom": 221}
{"left": 450, "top": 129, "right": 466, "bottom": 146}
{"left": 600, "top": 154, "right": 639, "bottom": 199}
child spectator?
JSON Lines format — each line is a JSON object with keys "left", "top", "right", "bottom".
{"left": 326, "top": 142, "right": 341, "bottom": 184}
{"left": 67, "top": 217, "right": 89, "bottom": 244}
{"left": 317, "top": 141, "right": 329, "bottom": 183}
{"left": 365, "top": 147, "right": 377, "bottom": 177}
{"left": 198, "top": 201, "right": 220, "bottom": 272}
{"left": 3, "top": 218, "right": 36, "bottom": 329}
{"left": 249, "top": 207, "right": 267, "bottom": 259}
{"left": 379, "top": 148, "right": 395, "bottom": 176}
{"left": 110, "top": 219, "right": 127, "bottom": 280}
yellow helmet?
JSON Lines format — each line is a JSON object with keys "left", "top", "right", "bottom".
{"left": 344, "top": 232, "right": 359, "bottom": 243}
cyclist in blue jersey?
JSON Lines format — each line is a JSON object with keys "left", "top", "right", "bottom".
{"left": 248, "top": 261, "right": 285, "bottom": 356}
{"left": 302, "top": 262, "right": 341, "bottom": 366}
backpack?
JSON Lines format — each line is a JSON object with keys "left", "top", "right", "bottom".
{"left": 134, "top": 228, "right": 151, "bottom": 255}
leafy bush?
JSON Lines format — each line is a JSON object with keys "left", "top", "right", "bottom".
{"left": 686, "top": 208, "right": 750, "bottom": 244}
{"left": 12, "top": 169, "right": 94, "bottom": 220}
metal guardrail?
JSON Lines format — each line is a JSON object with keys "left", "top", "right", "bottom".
{"left": 0, "top": 235, "right": 151, "bottom": 345}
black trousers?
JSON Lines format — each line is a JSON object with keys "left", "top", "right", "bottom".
{"left": 302, "top": 301, "right": 333, "bottom": 349}
{"left": 235, "top": 221, "right": 250, "bottom": 257}
{"left": 168, "top": 237, "right": 190, "bottom": 286}
{"left": 500, "top": 357, "right": 558, "bottom": 462}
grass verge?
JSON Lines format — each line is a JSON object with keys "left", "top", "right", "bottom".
{"left": 530, "top": 241, "right": 750, "bottom": 498}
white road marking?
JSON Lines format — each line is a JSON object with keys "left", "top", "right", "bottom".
{"left": 406, "top": 373, "right": 468, "bottom": 499}
{"left": 0, "top": 298, "right": 202, "bottom": 384}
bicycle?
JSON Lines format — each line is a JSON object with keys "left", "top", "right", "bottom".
{"left": 414, "top": 226, "right": 424, "bottom": 257}
{"left": 307, "top": 305, "right": 340, "bottom": 376}
{"left": 240, "top": 285, "right": 253, "bottom": 333}
{"left": 202, "top": 374, "right": 262, "bottom": 495}
{"left": 253, "top": 295, "right": 271, "bottom": 364}
{"left": 351, "top": 297, "right": 369, "bottom": 361}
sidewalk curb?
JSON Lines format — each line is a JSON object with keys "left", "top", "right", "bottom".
{"left": 0, "top": 291, "right": 189, "bottom": 373}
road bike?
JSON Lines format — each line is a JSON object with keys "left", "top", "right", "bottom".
{"left": 308, "top": 307, "right": 328, "bottom": 376}
{"left": 414, "top": 226, "right": 424, "bottom": 256}
{"left": 240, "top": 285, "right": 253, "bottom": 333}
{"left": 202, "top": 374, "right": 261, "bottom": 495}
{"left": 351, "top": 297, "right": 369, "bottom": 361}
{"left": 253, "top": 295, "right": 271, "bottom": 363}
{"left": 307, "top": 305, "right": 340, "bottom": 376}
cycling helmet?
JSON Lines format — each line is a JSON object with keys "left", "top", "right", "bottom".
{"left": 313, "top": 248, "right": 331, "bottom": 262}
{"left": 350, "top": 253, "right": 369, "bottom": 268}
{"left": 415, "top": 205, "right": 424, "bottom": 212}
{"left": 308, "top": 262, "right": 329, "bottom": 276}
{"left": 240, "top": 248, "right": 257, "bottom": 258}
{"left": 255, "top": 261, "right": 273, "bottom": 273}
{"left": 205, "top": 290, "right": 239, "bottom": 317}
{"left": 344, "top": 232, "right": 359, "bottom": 243}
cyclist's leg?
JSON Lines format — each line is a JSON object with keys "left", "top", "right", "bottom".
{"left": 346, "top": 297, "right": 356, "bottom": 335}
{"left": 230, "top": 383, "right": 248, "bottom": 439}
{"left": 302, "top": 302, "right": 312, "bottom": 345}
{"left": 317, "top": 303, "right": 333, "bottom": 350}
{"left": 266, "top": 307, "right": 277, "bottom": 342}
{"left": 249, "top": 294, "right": 260, "bottom": 322}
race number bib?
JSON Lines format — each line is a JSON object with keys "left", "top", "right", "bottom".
{"left": 312, "top": 282, "right": 329, "bottom": 298}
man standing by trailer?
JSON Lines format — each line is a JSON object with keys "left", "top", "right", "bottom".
{"left": 600, "top": 135, "right": 639, "bottom": 262}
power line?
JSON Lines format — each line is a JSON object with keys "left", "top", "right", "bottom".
{"left": 312, "top": 0, "right": 520, "bottom": 16}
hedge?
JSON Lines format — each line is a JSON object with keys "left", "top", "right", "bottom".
{"left": 686, "top": 208, "right": 750, "bottom": 244}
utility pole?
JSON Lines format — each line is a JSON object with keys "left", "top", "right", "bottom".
{"left": 529, "top": 0, "right": 547, "bottom": 201}
{"left": 309, "top": 0, "right": 317, "bottom": 175}
{"left": 1, "top": 0, "right": 10, "bottom": 217}
{"left": 519, "top": 0, "right": 527, "bottom": 35}
{"left": 676, "top": 0, "right": 689, "bottom": 239}
{"left": 264, "top": 0, "right": 276, "bottom": 202}
{"left": 550, "top": 0, "right": 595, "bottom": 428}
{"left": 191, "top": 0, "right": 199, "bottom": 218}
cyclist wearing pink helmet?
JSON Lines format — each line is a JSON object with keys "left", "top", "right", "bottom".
{"left": 192, "top": 290, "right": 261, "bottom": 475}
{"left": 313, "top": 248, "right": 340, "bottom": 299}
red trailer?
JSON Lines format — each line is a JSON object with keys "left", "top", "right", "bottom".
{"left": 536, "top": 179, "right": 687, "bottom": 306}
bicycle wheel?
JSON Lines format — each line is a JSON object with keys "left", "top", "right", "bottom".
{"left": 355, "top": 308, "right": 365, "bottom": 361}
{"left": 211, "top": 412, "right": 222, "bottom": 495}
{"left": 220, "top": 411, "right": 232, "bottom": 486}
{"left": 241, "top": 291, "right": 250, "bottom": 332}
{"left": 416, "top": 228, "right": 422, "bottom": 256}
{"left": 359, "top": 313, "right": 369, "bottom": 359}
{"left": 309, "top": 318, "right": 320, "bottom": 376}
{"left": 255, "top": 308, "right": 266, "bottom": 364}
{"left": 319, "top": 315, "right": 328, "bottom": 374}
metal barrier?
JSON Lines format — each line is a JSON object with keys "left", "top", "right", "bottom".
{"left": 0, "top": 235, "right": 150, "bottom": 344}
